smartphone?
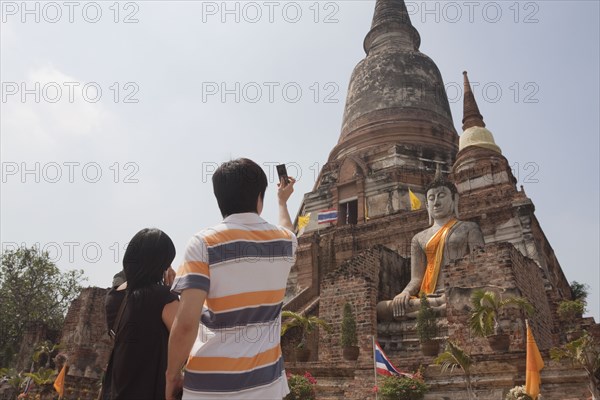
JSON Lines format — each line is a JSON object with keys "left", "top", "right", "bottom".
{"left": 276, "top": 164, "right": 290, "bottom": 185}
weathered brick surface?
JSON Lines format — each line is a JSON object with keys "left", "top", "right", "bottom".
{"left": 319, "top": 247, "right": 380, "bottom": 367}
{"left": 60, "top": 287, "right": 111, "bottom": 379}
{"left": 285, "top": 247, "right": 385, "bottom": 400}
{"left": 14, "top": 321, "right": 59, "bottom": 372}
{"left": 60, "top": 375, "right": 100, "bottom": 400}
{"left": 444, "top": 242, "right": 555, "bottom": 354}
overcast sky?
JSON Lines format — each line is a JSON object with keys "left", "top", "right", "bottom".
{"left": 1, "top": 0, "right": 599, "bottom": 320}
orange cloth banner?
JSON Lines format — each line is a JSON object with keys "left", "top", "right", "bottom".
{"left": 525, "top": 322, "right": 544, "bottom": 399}
{"left": 53, "top": 364, "right": 67, "bottom": 399}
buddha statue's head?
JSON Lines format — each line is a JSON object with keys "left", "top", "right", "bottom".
{"left": 425, "top": 172, "right": 459, "bottom": 224}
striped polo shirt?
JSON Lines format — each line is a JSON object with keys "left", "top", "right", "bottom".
{"left": 171, "top": 212, "right": 297, "bottom": 399}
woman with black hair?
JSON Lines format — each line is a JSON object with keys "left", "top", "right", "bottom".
{"left": 103, "top": 228, "right": 179, "bottom": 400}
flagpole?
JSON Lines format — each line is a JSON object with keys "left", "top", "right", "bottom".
{"left": 372, "top": 335, "right": 378, "bottom": 400}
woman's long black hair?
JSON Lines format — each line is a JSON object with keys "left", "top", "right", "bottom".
{"left": 122, "top": 228, "right": 176, "bottom": 306}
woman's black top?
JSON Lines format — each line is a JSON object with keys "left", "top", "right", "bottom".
{"left": 104, "top": 285, "right": 178, "bottom": 400}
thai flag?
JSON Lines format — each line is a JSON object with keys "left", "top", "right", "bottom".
{"left": 317, "top": 209, "right": 337, "bottom": 224}
{"left": 374, "top": 341, "right": 413, "bottom": 378}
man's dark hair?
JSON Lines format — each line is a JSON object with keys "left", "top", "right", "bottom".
{"left": 212, "top": 158, "right": 268, "bottom": 217}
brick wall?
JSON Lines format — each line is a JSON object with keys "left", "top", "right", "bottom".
{"left": 285, "top": 245, "right": 396, "bottom": 399}
{"left": 377, "top": 247, "right": 409, "bottom": 302}
{"left": 445, "top": 242, "right": 555, "bottom": 354}
{"left": 60, "top": 287, "right": 111, "bottom": 380}
{"left": 14, "top": 321, "right": 59, "bottom": 372}
{"left": 62, "top": 375, "right": 100, "bottom": 400}
{"left": 508, "top": 243, "right": 556, "bottom": 349}
{"left": 318, "top": 247, "right": 381, "bottom": 388}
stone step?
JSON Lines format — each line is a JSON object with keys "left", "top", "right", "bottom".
{"left": 378, "top": 326, "right": 450, "bottom": 340}
{"left": 314, "top": 375, "right": 352, "bottom": 399}
{"left": 379, "top": 337, "right": 450, "bottom": 356}
{"left": 316, "top": 387, "right": 346, "bottom": 396}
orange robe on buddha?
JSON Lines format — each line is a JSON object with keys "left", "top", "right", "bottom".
{"left": 419, "top": 219, "right": 458, "bottom": 295}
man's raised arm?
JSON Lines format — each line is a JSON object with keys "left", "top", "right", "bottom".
{"left": 278, "top": 176, "right": 296, "bottom": 231}
{"left": 165, "top": 288, "right": 207, "bottom": 400}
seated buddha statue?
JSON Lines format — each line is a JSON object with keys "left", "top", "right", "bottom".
{"left": 377, "top": 173, "right": 484, "bottom": 320}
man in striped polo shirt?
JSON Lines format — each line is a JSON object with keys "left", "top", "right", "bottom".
{"left": 166, "top": 158, "right": 297, "bottom": 400}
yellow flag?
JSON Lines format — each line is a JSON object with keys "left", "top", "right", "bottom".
{"left": 364, "top": 201, "right": 369, "bottom": 221}
{"left": 53, "top": 364, "right": 67, "bottom": 399}
{"left": 297, "top": 213, "right": 310, "bottom": 230}
{"left": 409, "top": 188, "right": 422, "bottom": 210}
{"left": 525, "top": 321, "right": 544, "bottom": 399}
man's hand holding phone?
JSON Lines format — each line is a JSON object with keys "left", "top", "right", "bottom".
{"left": 276, "top": 164, "right": 295, "bottom": 231}
{"left": 277, "top": 176, "right": 295, "bottom": 205}
{"left": 276, "top": 164, "right": 290, "bottom": 185}
{"left": 276, "top": 164, "right": 295, "bottom": 204}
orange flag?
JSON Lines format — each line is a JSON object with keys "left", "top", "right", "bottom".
{"left": 525, "top": 321, "right": 544, "bottom": 399}
{"left": 53, "top": 364, "right": 67, "bottom": 399}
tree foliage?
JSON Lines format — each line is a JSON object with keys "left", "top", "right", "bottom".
{"left": 550, "top": 331, "right": 600, "bottom": 399}
{"left": 0, "top": 368, "right": 25, "bottom": 390}
{"left": 557, "top": 299, "right": 586, "bottom": 324}
{"left": 0, "top": 247, "right": 86, "bottom": 367}
{"left": 570, "top": 281, "right": 589, "bottom": 304}
{"left": 23, "top": 367, "right": 57, "bottom": 385}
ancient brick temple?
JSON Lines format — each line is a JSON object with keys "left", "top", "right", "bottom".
{"left": 282, "top": 0, "right": 599, "bottom": 399}
{"left": 27, "top": 1, "right": 597, "bottom": 399}
{"left": 57, "top": 287, "right": 112, "bottom": 398}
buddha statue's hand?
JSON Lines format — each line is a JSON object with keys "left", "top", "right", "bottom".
{"left": 392, "top": 291, "right": 411, "bottom": 317}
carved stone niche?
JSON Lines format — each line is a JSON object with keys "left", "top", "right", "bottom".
{"left": 335, "top": 156, "right": 368, "bottom": 224}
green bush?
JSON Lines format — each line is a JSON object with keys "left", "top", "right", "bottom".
{"left": 416, "top": 294, "right": 438, "bottom": 342}
{"left": 570, "top": 281, "right": 589, "bottom": 303}
{"left": 557, "top": 299, "right": 585, "bottom": 323}
{"left": 380, "top": 375, "right": 428, "bottom": 400}
{"left": 285, "top": 372, "right": 316, "bottom": 400}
